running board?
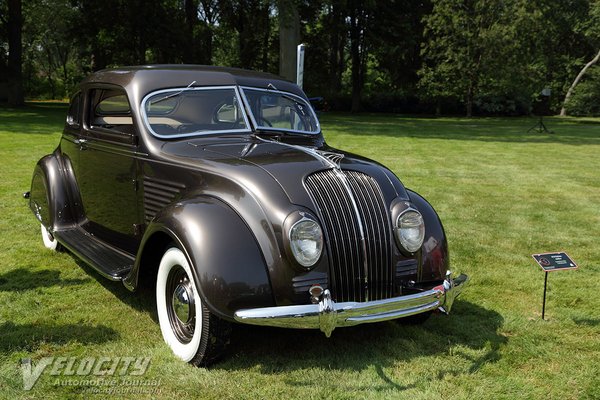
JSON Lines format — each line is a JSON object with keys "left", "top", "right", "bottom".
{"left": 54, "top": 228, "right": 133, "bottom": 281}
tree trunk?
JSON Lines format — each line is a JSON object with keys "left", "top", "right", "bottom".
{"left": 184, "top": 0, "right": 199, "bottom": 63}
{"left": 328, "top": 2, "right": 344, "bottom": 94}
{"left": 466, "top": 84, "right": 473, "bottom": 118}
{"left": 7, "top": 0, "right": 24, "bottom": 106}
{"left": 278, "top": 0, "right": 300, "bottom": 81}
{"left": 349, "top": 4, "right": 362, "bottom": 113}
{"left": 261, "top": 8, "right": 270, "bottom": 71}
{"left": 560, "top": 49, "right": 600, "bottom": 117}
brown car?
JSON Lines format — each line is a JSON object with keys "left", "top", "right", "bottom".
{"left": 27, "top": 65, "right": 468, "bottom": 366}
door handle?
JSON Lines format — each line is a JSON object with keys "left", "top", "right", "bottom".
{"left": 74, "top": 138, "right": 88, "bottom": 149}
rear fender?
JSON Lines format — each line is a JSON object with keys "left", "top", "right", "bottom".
{"left": 126, "top": 196, "right": 274, "bottom": 321}
{"left": 29, "top": 150, "right": 79, "bottom": 231}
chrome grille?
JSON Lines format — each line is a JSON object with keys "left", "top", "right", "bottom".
{"left": 305, "top": 170, "right": 393, "bottom": 302}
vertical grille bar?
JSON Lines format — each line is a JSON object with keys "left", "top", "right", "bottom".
{"left": 305, "top": 170, "right": 393, "bottom": 302}
{"left": 306, "top": 171, "right": 364, "bottom": 301}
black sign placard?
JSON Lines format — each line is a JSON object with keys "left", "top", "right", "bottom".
{"left": 532, "top": 252, "right": 578, "bottom": 272}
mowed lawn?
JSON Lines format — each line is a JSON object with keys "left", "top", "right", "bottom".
{"left": 0, "top": 103, "right": 599, "bottom": 399}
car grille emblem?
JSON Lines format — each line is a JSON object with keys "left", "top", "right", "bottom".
{"left": 315, "top": 150, "right": 344, "bottom": 169}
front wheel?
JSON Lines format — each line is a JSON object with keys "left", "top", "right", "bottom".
{"left": 156, "top": 247, "right": 230, "bottom": 366}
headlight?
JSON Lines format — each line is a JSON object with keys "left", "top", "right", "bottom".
{"left": 289, "top": 218, "right": 323, "bottom": 267}
{"left": 395, "top": 209, "right": 425, "bottom": 253}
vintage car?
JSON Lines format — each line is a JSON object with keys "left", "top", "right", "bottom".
{"left": 26, "top": 65, "right": 468, "bottom": 366}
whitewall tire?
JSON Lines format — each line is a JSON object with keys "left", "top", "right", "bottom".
{"left": 156, "top": 247, "right": 230, "bottom": 366}
{"left": 41, "top": 224, "right": 61, "bottom": 251}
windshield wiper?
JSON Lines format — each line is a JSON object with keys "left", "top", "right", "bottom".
{"left": 150, "top": 81, "right": 196, "bottom": 105}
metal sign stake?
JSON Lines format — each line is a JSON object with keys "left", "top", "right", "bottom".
{"left": 542, "top": 271, "right": 548, "bottom": 320}
{"left": 532, "top": 252, "right": 578, "bottom": 321}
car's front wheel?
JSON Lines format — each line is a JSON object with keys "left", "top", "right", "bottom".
{"left": 156, "top": 247, "right": 230, "bottom": 366}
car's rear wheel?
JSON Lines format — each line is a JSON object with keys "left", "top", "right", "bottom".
{"left": 156, "top": 247, "right": 230, "bottom": 366}
{"left": 40, "top": 224, "right": 62, "bottom": 251}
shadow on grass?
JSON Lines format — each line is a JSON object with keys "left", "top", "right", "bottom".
{"left": 0, "top": 322, "right": 119, "bottom": 352}
{"left": 572, "top": 318, "right": 600, "bottom": 327}
{"left": 219, "top": 301, "right": 505, "bottom": 392}
{"left": 0, "top": 268, "right": 89, "bottom": 292}
{"left": 320, "top": 113, "right": 600, "bottom": 146}
{"left": 72, "top": 259, "right": 156, "bottom": 316}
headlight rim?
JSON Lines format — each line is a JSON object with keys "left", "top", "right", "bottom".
{"left": 394, "top": 207, "right": 425, "bottom": 254}
{"left": 283, "top": 211, "right": 324, "bottom": 270}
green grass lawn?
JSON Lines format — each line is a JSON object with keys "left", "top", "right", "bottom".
{"left": 1, "top": 103, "right": 599, "bottom": 399}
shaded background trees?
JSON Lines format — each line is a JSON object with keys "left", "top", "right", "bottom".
{"left": 1, "top": 0, "right": 599, "bottom": 116}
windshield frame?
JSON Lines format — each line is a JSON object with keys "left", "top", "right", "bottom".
{"left": 141, "top": 85, "right": 252, "bottom": 139}
{"left": 239, "top": 86, "right": 321, "bottom": 135}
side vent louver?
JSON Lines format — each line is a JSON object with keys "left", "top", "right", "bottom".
{"left": 143, "top": 176, "right": 185, "bottom": 223}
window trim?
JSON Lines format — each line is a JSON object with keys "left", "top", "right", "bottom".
{"left": 141, "top": 85, "right": 252, "bottom": 139}
{"left": 87, "top": 87, "right": 137, "bottom": 138}
{"left": 66, "top": 92, "right": 82, "bottom": 128}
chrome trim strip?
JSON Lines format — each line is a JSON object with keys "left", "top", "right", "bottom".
{"left": 234, "top": 273, "right": 469, "bottom": 337}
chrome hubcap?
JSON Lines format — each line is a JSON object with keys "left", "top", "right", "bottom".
{"left": 166, "top": 265, "right": 196, "bottom": 343}
{"left": 172, "top": 283, "right": 192, "bottom": 324}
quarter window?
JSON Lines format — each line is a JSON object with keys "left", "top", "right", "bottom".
{"left": 89, "top": 89, "right": 135, "bottom": 135}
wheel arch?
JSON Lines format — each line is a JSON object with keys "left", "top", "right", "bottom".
{"left": 124, "top": 196, "right": 275, "bottom": 321}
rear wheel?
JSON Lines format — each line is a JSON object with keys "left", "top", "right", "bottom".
{"left": 40, "top": 224, "right": 62, "bottom": 251}
{"left": 156, "top": 247, "right": 230, "bottom": 366}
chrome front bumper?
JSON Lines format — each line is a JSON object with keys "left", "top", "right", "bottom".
{"left": 234, "top": 272, "right": 469, "bottom": 337}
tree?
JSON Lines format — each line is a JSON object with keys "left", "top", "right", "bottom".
{"left": 217, "top": 0, "right": 274, "bottom": 71}
{"left": 560, "top": 0, "right": 600, "bottom": 116}
{"left": 6, "top": 0, "right": 24, "bottom": 105}
{"left": 420, "top": 0, "right": 516, "bottom": 117}
{"left": 278, "top": 0, "right": 300, "bottom": 81}
{"left": 348, "top": 0, "right": 374, "bottom": 112}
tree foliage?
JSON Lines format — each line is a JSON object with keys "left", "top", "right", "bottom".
{"left": 0, "top": 0, "right": 599, "bottom": 116}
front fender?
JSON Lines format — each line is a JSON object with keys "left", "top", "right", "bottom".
{"left": 407, "top": 190, "right": 450, "bottom": 282}
{"left": 127, "top": 196, "right": 274, "bottom": 321}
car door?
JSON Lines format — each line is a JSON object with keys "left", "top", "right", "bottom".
{"left": 77, "top": 86, "right": 141, "bottom": 254}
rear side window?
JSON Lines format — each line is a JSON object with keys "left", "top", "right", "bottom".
{"left": 66, "top": 93, "right": 81, "bottom": 127}
{"left": 89, "top": 89, "right": 135, "bottom": 135}
{"left": 96, "top": 94, "right": 130, "bottom": 115}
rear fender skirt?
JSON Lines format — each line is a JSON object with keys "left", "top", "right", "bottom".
{"left": 124, "top": 196, "right": 274, "bottom": 321}
{"left": 407, "top": 190, "right": 449, "bottom": 282}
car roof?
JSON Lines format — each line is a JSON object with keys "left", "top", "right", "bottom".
{"left": 81, "top": 65, "right": 306, "bottom": 99}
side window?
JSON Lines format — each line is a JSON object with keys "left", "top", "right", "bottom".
{"left": 89, "top": 89, "right": 134, "bottom": 135}
{"left": 66, "top": 93, "right": 81, "bottom": 127}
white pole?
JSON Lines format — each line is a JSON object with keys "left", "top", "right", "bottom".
{"left": 296, "top": 44, "right": 305, "bottom": 88}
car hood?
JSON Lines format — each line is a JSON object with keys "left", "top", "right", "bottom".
{"left": 161, "top": 136, "right": 409, "bottom": 206}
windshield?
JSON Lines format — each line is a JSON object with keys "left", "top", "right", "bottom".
{"left": 141, "top": 85, "right": 320, "bottom": 139}
{"left": 142, "top": 86, "right": 250, "bottom": 138}
{"left": 241, "top": 87, "right": 320, "bottom": 134}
